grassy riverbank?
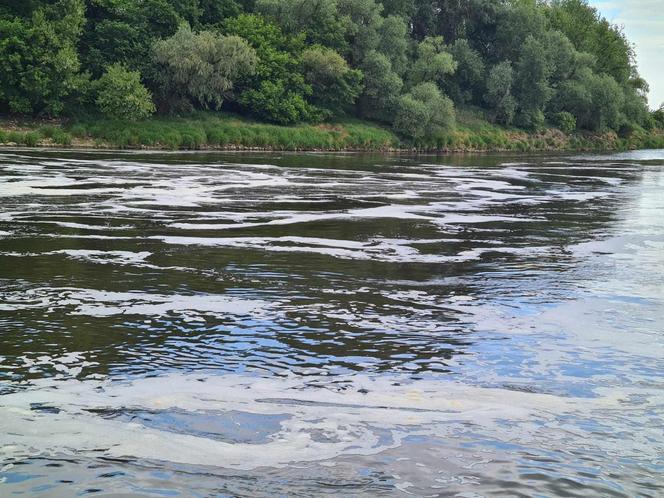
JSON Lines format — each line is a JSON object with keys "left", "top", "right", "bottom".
{"left": 1, "top": 112, "right": 663, "bottom": 153}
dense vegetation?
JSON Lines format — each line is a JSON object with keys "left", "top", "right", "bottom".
{"left": 1, "top": 0, "right": 662, "bottom": 149}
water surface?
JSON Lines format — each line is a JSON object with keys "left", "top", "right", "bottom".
{"left": 1, "top": 149, "right": 663, "bottom": 496}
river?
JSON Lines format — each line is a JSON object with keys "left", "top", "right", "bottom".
{"left": 0, "top": 149, "right": 662, "bottom": 497}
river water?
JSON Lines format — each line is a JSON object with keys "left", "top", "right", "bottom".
{"left": 0, "top": 149, "right": 662, "bottom": 497}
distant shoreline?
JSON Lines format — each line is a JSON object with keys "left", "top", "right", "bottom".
{"left": 2, "top": 113, "right": 663, "bottom": 154}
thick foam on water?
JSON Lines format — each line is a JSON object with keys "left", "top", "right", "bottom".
{"left": 0, "top": 372, "right": 632, "bottom": 471}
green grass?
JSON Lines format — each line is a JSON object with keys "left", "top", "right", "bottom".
{"left": 0, "top": 129, "right": 42, "bottom": 147}
{"left": 0, "top": 110, "right": 662, "bottom": 152}
{"left": 401, "top": 107, "right": 664, "bottom": 153}
{"left": 64, "top": 112, "right": 399, "bottom": 151}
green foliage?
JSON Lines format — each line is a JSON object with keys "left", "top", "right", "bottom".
{"left": 223, "top": 14, "right": 317, "bottom": 124}
{"left": 301, "top": 46, "right": 363, "bottom": 116}
{"left": 239, "top": 80, "right": 318, "bottom": 125}
{"left": 377, "top": 15, "right": 409, "bottom": 76}
{"left": 556, "top": 67, "right": 624, "bottom": 131}
{"left": 515, "top": 36, "right": 553, "bottom": 130}
{"left": 393, "top": 82, "right": 455, "bottom": 143}
{"left": 554, "top": 111, "right": 577, "bottom": 133}
{"left": 548, "top": 0, "right": 632, "bottom": 83}
{"left": 255, "top": 0, "right": 347, "bottom": 50}
{"left": 358, "top": 51, "right": 403, "bottom": 122}
{"left": 80, "top": 0, "right": 185, "bottom": 77}
{"left": 0, "top": 0, "right": 86, "bottom": 116}
{"left": 443, "top": 39, "right": 485, "bottom": 104}
{"left": 411, "top": 37, "right": 457, "bottom": 87}
{"left": 95, "top": 64, "right": 155, "bottom": 121}
{"left": 152, "top": 24, "right": 257, "bottom": 111}
{"left": 485, "top": 62, "right": 516, "bottom": 125}
{"left": 653, "top": 105, "right": 664, "bottom": 129}
{"left": 0, "top": 0, "right": 653, "bottom": 143}
{"left": 337, "top": 0, "right": 384, "bottom": 64}
{"left": 493, "top": 0, "right": 548, "bottom": 61}
{"left": 199, "top": 0, "right": 244, "bottom": 25}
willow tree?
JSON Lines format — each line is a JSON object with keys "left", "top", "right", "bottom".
{"left": 152, "top": 24, "right": 258, "bottom": 111}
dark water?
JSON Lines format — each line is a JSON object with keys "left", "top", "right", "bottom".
{"left": 0, "top": 149, "right": 662, "bottom": 497}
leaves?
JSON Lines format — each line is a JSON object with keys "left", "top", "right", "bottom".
{"left": 95, "top": 63, "right": 155, "bottom": 120}
{"left": 152, "top": 24, "right": 257, "bottom": 110}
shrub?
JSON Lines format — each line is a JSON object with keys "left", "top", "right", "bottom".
{"left": 95, "top": 64, "right": 155, "bottom": 121}
{"left": 652, "top": 104, "right": 664, "bottom": 129}
{"left": 393, "top": 82, "right": 455, "bottom": 143}
{"left": 52, "top": 130, "right": 72, "bottom": 146}
{"left": 555, "top": 112, "right": 577, "bottom": 134}
{"left": 23, "top": 132, "right": 41, "bottom": 147}
{"left": 239, "top": 80, "right": 319, "bottom": 125}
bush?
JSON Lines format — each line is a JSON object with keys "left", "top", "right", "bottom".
{"left": 393, "top": 82, "right": 455, "bottom": 143}
{"left": 393, "top": 95, "right": 429, "bottom": 140}
{"left": 555, "top": 112, "right": 577, "bottom": 134}
{"left": 95, "top": 64, "right": 155, "bottom": 121}
{"left": 52, "top": 130, "right": 73, "bottom": 146}
{"left": 23, "top": 132, "right": 41, "bottom": 147}
{"left": 239, "top": 80, "right": 319, "bottom": 125}
{"left": 653, "top": 105, "right": 664, "bottom": 129}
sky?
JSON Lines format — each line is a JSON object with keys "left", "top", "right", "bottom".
{"left": 589, "top": 0, "right": 664, "bottom": 109}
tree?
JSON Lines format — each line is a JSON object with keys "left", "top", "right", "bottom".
{"left": 358, "top": 50, "right": 402, "bottom": 122}
{"left": 0, "top": 0, "right": 654, "bottom": 142}
{"left": 485, "top": 61, "right": 516, "bottom": 125}
{"left": 337, "top": 0, "right": 384, "bottom": 64}
{"left": 239, "top": 80, "right": 317, "bottom": 124}
{"left": 587, "top": 72, "right": 624, "bottom": 131}
{"left": 0, "top": 0, "right": 86, "bottom": 116}
{"left": 555, "top": 67, "right": 624, "bottom": 131}
{"left": 411, "top": 37, "right": 457, "bottom": 87}
{"left": 411, "top": 0, "right": 437, "bottom": 40}
{"left": 82, "top": 19, "right": 146, "bottom": 77}
{"left": 621, "top": 87, "right": 650, "bottom": 131}
{"left": 199, "top": 0, "right": 244, "bottom": 25}
{"left": 152, "top": 24, "right": 257, "bottom": 111}
{"left": 301, "top": 46, "right": 363, "bottom": 116}
{"left": 255, "top": 0, "right": 347, "bottom": 51}
{"left": 380, "top": 0, "right": 414, "bottom": 20}
{"left": 493, "top": 0, "right": 547, "bottom": 62}
{"left": 514, "top": 35, "right": 553, "bottom": 130}
{"left": 653, "top": 105, "right": 664, "bottom": 129}
{"left": 393, "top": 82, "right": 455, "bottom": 141}
{"left": 378, "top": 15, "right": 409, "bottom": 76}
{"left": 443, "top": 39, "right": 485, "bottom": 104}
{"left": 80, "top": 0, "right": 185, "bottom": 78}
{"left": 547, "top": 0, "right": 633, "bottom": 84}
{"left": 223, "top": 14, "right": 317, "bottom": 123}
{"left": 95, "top": 64, "right": 155, "bottom": 120}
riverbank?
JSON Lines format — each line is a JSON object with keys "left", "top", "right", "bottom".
{"left": 1, "top": 112, "right": 663, "bottom": 153}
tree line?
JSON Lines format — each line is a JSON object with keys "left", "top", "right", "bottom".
{"left": 1, "top": 0, "right": 662, "bottom": 142}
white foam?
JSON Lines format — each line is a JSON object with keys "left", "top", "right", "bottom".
{"left": 0, "top": 287, "right": 266, "bottom": 318}
{"left": 0, "top": 372, "right": 620, "bottom": 470}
